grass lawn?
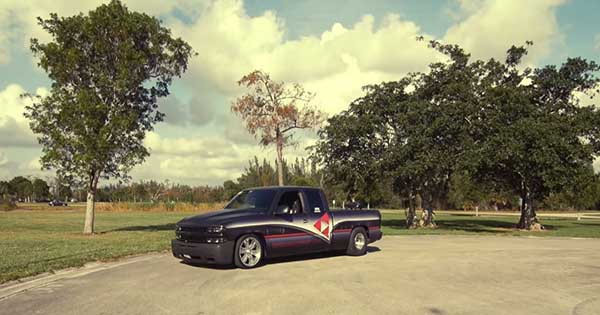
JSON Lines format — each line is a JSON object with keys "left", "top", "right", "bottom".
{"left": 1, "top": 209, "right": 599, "bottom": 284}
{"left": 0, "top": 210, "right": 194, "bottom": 284}
{"left": 381, "top": 212, "right": 600, "bottom": 238}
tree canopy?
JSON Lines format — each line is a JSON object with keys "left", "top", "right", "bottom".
{"left": 315, "top": 40, "right": 600, "bottom": 229}
{"left": 25, "top": 0, "right": 194, "bottom": 233}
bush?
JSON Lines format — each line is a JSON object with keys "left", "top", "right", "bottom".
{"left": 0, "top": 196, "right": 16, "bottom": 211}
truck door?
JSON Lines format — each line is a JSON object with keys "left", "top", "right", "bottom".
{"left": 267, "top": 190, "right": 323, "bottom": 256}
{"left": 302, "top": 188, "right": 330, "bottom": 251}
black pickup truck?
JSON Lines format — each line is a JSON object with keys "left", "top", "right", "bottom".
{"left": 172, "top": 186, "right": 382, "bottom": 268}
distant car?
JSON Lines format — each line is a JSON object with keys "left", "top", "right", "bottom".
{"left": 49, "top": 200, "right": 68, "bottom": 207}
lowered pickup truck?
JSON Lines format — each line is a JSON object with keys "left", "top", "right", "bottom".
{"left": 172, "top": 186, "right": 382, "bottom": 268}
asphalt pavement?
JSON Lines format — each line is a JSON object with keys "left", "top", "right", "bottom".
{"left": 1, "top": 235, "right": 599, "bottom": 315}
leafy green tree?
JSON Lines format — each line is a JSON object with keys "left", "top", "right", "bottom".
{"left": 8, "top": 176, "right": 33, "bottom": 202}
{"left": 313, "top": 81, "right": 398, "bottom": 212}
{"left": 223, "top": 180, "right": 241, "bottom": 201}
{"left": 0, "top": 181, "right": 9, "bottom": 197}
{"left": 472, "top": 51, "right": 600, "bottom": 229}
{"left": 57, "top": 183, "right": 73, "bottom": 201}
{"left": 542, "top": 165, "right": 600, "bottom": 210}
{"left": 32, "top": 178, "right": 50, "bottom": 201}
{"left": 447, "top": 172, "right": 486, "bottom": 210}
{"left": 316, "top": 41, "right": 481, "bottom": 227}
{"left": 25, "top": 0, "right": 194, "bottom": 233}
{"left": 316, "top": 39, "right": 600, "bottom": 230}
{"left": 236, "top": 157, "right": 278, "bottom": 188}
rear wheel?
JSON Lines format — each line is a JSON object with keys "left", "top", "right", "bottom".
{"left": 234, "top": 234, "right": 263, "bottom": 269}
{"left": 346, "top": 227, "right": 368, "bottom": 256}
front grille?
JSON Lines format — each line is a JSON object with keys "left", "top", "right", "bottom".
{"left": 177, "top": 231, "right": 208, "bottom": 243}
{"left": 176, "top": 225, "right": 221, "bottom": 243}
{"left": 179, "top": 226, "right": 207, "bottom": 233}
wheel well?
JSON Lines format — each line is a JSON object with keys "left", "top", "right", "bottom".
{"left": 234, "top": 232, "right": 267, "bottom": 256}
{"left": 354, "top": 225, "right": 369, "bottom": 238}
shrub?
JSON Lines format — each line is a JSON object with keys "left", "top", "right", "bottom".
{"left": 0, "top": 196, "right": 16, "bottom": 211}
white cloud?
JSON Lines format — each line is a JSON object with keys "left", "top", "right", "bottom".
{"left": 573, "top": 83, "right": 600, "bottom": 108}
{"left": 0, "top": 0, "right": 209, "bottom": 65}
{"left": 222, "top": 114, "right": 257, "bottom": 145}
{"left": 144, "top": 132, "right": 238, "bottom": 158}
{"left": 134, "top": 133, "right": 248, "bottom": 184}
{"left": 0, "top": 152, "right": 8, "bottom": 167}
{"left": 0, "top": 0, "right": 572, "bottom": 185}
{"left": 170, "top": 0, "right": 441, "bottom": 115}
{"left": 444, "top": 0, "right": 566, "bottom": 64}
{"left": 0, "top": 84, "right": 44, "bottom": 147}
{"left": 159, "top": 95, "right": 189, "bottom": 126}
{"left": 0, "top": 149, "right": 50, "bottom": 180}
{"left": 134, "top": 131, "right": 316, "bottom": 185}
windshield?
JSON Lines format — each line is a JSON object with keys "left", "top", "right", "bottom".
{"left": 225, "top": 189, "right": 277, "bottom": 210}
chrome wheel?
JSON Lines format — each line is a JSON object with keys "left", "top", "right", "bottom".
{"left": 354, "top": 232, "right": 366, "bottom": 250}
{"left": 238, "top": 236, "right": 262, "bottom": 267}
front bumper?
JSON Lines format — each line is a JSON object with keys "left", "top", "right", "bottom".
{"left": 171, "top": 239, "right": 234, "bottom": 265}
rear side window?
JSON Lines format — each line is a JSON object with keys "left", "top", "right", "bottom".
{"left": 304, "top": 189, "right": 325, "bottom": 213}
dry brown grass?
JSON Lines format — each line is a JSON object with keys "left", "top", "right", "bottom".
{"left": 16, "top": 202, "right": 226, "bottom": 213}
{"left": 96, "top": 202, "right": 226, "bottom": 212}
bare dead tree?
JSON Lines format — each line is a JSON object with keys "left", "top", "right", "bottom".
{"left": 232, "top": 70, "right": 326, "bottom": 186}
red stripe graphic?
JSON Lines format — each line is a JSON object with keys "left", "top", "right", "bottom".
{"left": 264, "top": 232, "right": 309, "bottom": 239}
{"left": 334, "top": 227, "right": 380, "bottom": 233}
{"left": 333, "top": 228, "right": 352, "bottom": 233}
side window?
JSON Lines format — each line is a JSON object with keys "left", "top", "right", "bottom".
{"left": 275, "top": 191, "right": 304, "bottom": 215}
{"left": 304, "top": 189, "right": 325, "bottom": 214}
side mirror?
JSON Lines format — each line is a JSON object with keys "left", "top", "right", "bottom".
{"left": 274, "top": 205, "right": 290, "bottom": 215}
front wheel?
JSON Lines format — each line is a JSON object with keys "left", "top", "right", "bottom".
{"left": 346, "top": 227, "right": 368, "bottom": 256}
{"left": 234, "top": 234, "right": 263, "bottom": 269}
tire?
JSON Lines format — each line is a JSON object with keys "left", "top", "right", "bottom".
{"left": 234, "top": 234, "right": 264, "bottom": 269}
{"left": 346, "top": 227, "right": 368, "bottom": 256}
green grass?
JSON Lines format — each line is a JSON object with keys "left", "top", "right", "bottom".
{"left": 1, "top": 209, "right": 599, "bottom": 284}
{"left": 381, "top": 212, "right": 600, "bottom": 238}
{"left": 0, "top": 210, "right": 193, "bottom": 284}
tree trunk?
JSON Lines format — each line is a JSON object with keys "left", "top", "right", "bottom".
{"left": 423, "top": 192, "right": 436, "bottom": 227}
{"left": 276, "top": 133, "right": 284, "bottom": 186}
{"left": 406, "top": 191, "right": 417, "bottom": 228}
{"left": 83, "top": 172, "right": 99, "bottom": 234}
{"left": 516, "top": 191, "right": 543, "bottom": 230}
{"left": 83, "top": 190, "right": 96, "bottom": 234}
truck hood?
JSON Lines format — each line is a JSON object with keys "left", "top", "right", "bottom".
{"left": 177, "top": 208, "right": 266, "bottom": 227}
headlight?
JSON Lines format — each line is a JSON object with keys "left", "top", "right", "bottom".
{"left": 207, "top": 225, "right": 224, "bottom": 233}
{"left": 206, "top": 237, "right": 225, "bottom": 244}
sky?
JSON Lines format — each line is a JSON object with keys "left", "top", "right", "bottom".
{"left": 0, "top": 0, "right": 599, "bottom": 186}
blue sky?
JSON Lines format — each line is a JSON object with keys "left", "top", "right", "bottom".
{"left": 0, "top": 0, "right": 598, "bottom": 185}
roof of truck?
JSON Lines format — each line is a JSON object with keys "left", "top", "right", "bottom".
{"left": 245, "top": 186, "right": 321, "bottom": 191}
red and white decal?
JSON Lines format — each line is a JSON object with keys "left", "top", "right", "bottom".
{"left": 313, "top": 212, "right": 331, "bottom": 240}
